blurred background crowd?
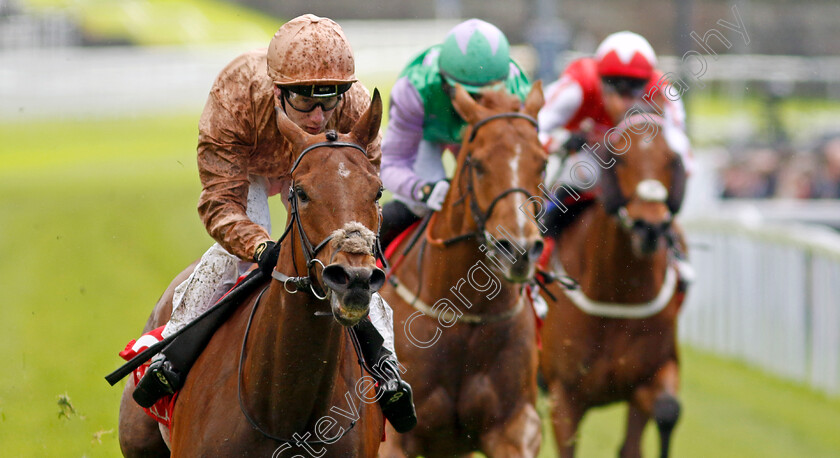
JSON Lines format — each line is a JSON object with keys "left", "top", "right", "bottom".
{"left": 721, "top": 134, "right": 840, "bottom": 199}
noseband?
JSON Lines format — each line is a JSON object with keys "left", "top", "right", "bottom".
{"left": 270, "top": 131, "right": 376, "bottom": 299}
{"left": 596, "top": 116, "right": 687, "bottom": 234}
{"left": 438, "top": 112, "right": 540, "bottom": 247}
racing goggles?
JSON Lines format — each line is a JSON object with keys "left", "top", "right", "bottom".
{"left": 440, "top": 73, "right": 505, "bottom": 101}
{"left": 601, "top": 76, "right": 648, "bottom": 98}
{"left": 281, "top": 83, "right": 352, "bottom": 112}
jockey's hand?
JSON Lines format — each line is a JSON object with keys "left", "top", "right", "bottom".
{"left": 563, "top": 131, "right": 588, "bottom": 154}
{"left": 415, "top": 180, "right": 450, "bottom": 211}
{"left": 254, "top": 241, "right": 280, "bottom": 275}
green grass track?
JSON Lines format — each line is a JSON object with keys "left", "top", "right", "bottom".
{"left": 1, "top": 113, "right": 839, "bottom": 457}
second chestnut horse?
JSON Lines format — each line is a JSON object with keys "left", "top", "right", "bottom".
{"left": 380, "top": 83, "right": 548, "bottom": 457}
{"left": 539, "top": 113, "right": 689, "bottom": 458}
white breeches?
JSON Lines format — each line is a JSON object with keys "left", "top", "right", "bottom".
{"left": 160, "top": 176, "right": 396, "bottom": 354}
{"left": 546, "top": 151, "right": 603, "bottom": 190}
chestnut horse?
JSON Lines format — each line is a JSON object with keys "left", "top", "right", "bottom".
{"left": 539, "top": 114, "right": 688, "bottom": 458}
{"left": 118, "top": 91, "right": 387, "bottom": 457}
{"left": 379, "top": 83, "right": 547, "bottom": 457}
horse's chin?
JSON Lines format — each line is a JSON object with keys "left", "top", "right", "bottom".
{"left": 503, "top": 265, "right": 535, "bottom": 284}
{"left": 486, "top": 253, "right": 535, "bottom": 284}
{"left": 329, "top": 290, "right": 371, "bottom": 327}
{"left": 630, "top": 233, "right": 664, "bottom": 257}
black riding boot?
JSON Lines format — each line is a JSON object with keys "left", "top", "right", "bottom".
{"left": 380, "top": 200, "right": 421, "bottom": 252}
{"left": 542, "top": 186, "right": 595, "bottom": 238}
{"left": 352, "top": 318, "right": 417, "bottom": 433}
{"left": 132, "top": 357, "right": 183, "bottom": 408}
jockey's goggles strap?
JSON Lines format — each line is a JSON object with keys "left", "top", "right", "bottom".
{"left": 283, "top": 83, "right": 353, "bottom": 98}
{"left": 439, "top": 70, "right": 504, "bottom": 92}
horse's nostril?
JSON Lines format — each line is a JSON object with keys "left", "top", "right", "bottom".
{"left": 530, "top": 240, "right": 545, "bottom": 259}
{"left": 495, "top": 239, "right": 515, "bottom": 257}
{"left": 369, "top": 268, "right": 386, "bottom": 292}
{"left": 322, "top": 265, "right": 350, "bottom": 291}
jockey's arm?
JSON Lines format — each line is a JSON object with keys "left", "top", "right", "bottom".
{"left": 196, "top": 91, "right": 271, "bottom": 262}
{"left": 381, "top": 77, "right": 432, "bottom": 201}
{"left": 537, "top": 77, "right": 584, "bottom": 156}
{"left": 661, "top": 93, "right": 695, "bottom": 175}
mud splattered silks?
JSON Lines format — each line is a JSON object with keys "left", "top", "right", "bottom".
{"left": 163, "top": 176, "right": 272, "bottom": 339}
{"left": 196, "top": 49, "right": 381, "bottom": 262}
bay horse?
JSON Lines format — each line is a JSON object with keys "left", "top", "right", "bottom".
{"left": 378, "top": 83, "right": 547, "bottom": 457}
{"left": 118, "top": 91, "right": 387, "bottom": 457}
{"left": 538, "top": 113, "right": 689, "bottom": 458}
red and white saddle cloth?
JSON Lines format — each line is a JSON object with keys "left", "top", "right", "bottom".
{"left": 119, "top": 326, "right": 177, "bottom": 432}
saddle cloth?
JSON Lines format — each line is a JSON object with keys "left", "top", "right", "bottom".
{"left": 119, "top": 327, "right": 177, "bottom": 432}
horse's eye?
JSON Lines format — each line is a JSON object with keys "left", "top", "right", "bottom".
{"left": 473, "top": 160, "right": 485, "bottom": 176}
{"left": 295, "top": 186, "right": 309, "bottom": 203}
{"left": 376, "top": 187, "right": 383, "bottom": 201}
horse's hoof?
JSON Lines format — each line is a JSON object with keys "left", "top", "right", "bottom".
{"left": 653, "top": 395, "right": 681, "bottom": 431}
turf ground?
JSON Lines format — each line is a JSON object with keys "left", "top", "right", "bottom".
{"left": 2, "top": 110, "right": 840, "bottom": 457}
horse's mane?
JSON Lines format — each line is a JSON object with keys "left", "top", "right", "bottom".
{"left": 478, "top": 89, "right": 522, "bottom": 112}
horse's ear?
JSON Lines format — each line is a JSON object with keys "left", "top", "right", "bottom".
{"left": 523, "top": 80, "right": 545, "bottom": 119}
{"left": 450, "top": 84, "right": 483, "bottom": 125}
{"left": 350, "top": 88, "right": 383, "bottom": 147}
{"left": 276, "top": 104, "right": 308, "bottom": 150}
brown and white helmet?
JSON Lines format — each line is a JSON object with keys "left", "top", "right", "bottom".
{"left": 267, "top": 14, "right": 357, "bottom": 92}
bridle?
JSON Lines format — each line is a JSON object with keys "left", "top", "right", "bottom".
{"left": 238, "top": 131, "right": 378, "bottom": 445}
{"left": 390, "top": 112, "right": 540, "bottom": 325}
{"left": 594, "top": 116, "right": 686, "bottom": 247}
{"left": 433, "top": 112, "right": 541, "bottom": 247}
{"left": 269, "top": 130, "right": 377, "bottom": 299}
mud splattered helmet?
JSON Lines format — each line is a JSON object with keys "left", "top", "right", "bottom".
{"left": 267, "top": 14, "right": 356, "bottom": 97}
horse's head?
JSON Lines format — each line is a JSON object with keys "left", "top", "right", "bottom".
{"left": 448, "top": 82, "right": 547, "bottom": 282}
{"left": 597, "top": 114, "right": 687, "bottom": 256}
{"left": 276, "top": 89, "right": 386, "bottom": 326}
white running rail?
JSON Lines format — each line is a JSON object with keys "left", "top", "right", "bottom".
{"left": 680, "top": 216, "right": 840, "bottom": 396}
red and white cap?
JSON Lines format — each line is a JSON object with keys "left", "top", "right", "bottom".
{"left": 595, "top": 31, "right": 657, "bottom": 80}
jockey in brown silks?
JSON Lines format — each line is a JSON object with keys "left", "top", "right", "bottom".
{"left": 131, "top": 14, "right": 416, "bottom": 432}
{"left": 537, "top": 31, "right": 694, "bottom": 287}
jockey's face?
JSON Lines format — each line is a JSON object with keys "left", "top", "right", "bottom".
{"left": 601, "top": 77, "right": 647, "bottom": 124}
{"left": 274, "top": 85, "right": 338, "bottom": 135}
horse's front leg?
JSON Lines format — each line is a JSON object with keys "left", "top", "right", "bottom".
{"left": 548, "top": 381, "right": 585, "bottom": 458}
{"left": 479, "top": 402, "right": 542, "bottom": 458}
{"left": 622, "top": 359, "right": 681, "bottom": 458}
{"left": 378, "top": 423, "right": 409, "bottom": 458}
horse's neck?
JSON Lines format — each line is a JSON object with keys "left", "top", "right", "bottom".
{"left": 579, "top": 207, "right": 669, "bottom": 303}
{"left": 242, "top": 244, "right": 346, "bottom": 433}
{"left": 417, "top": 204, "right": 520, "bottom": 308}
